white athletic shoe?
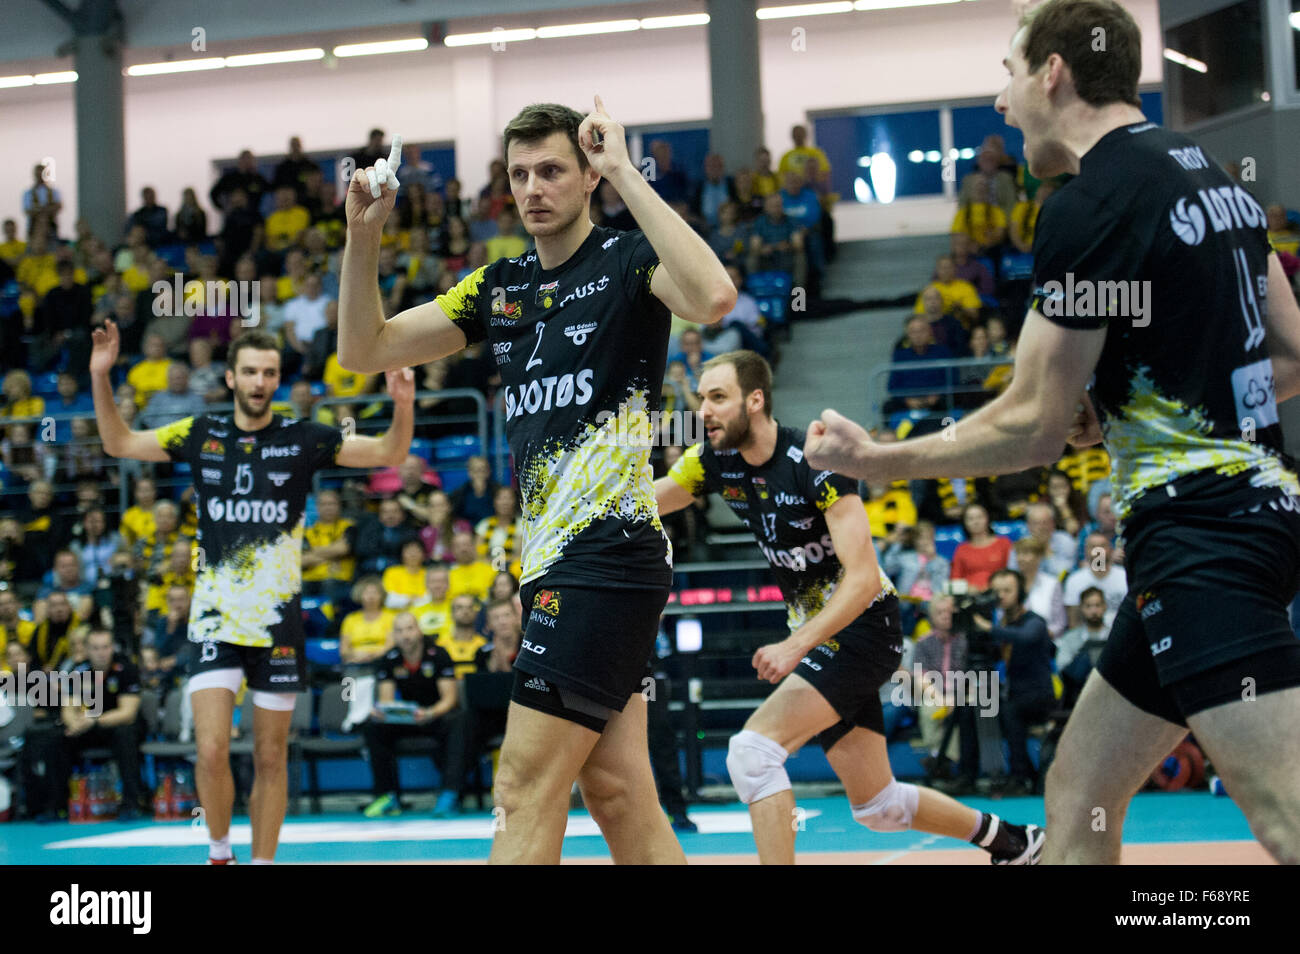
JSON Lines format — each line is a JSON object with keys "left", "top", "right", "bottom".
{"left": 991, "top": 824, "right": 1045, "bottom": 865}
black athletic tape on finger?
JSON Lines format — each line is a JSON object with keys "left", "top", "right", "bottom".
{"left": 591, "top": 127, "right": 603, "bottom": 146}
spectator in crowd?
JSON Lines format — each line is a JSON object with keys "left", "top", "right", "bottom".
{"left": 174, "top": 187, "right": 207, "bottom": 244}
{"left": 885, "top": 316, "right": 953, "bottom": 415}
{"left": 210, "top": 150, "right": 271, "bottom": 216}
{"left": 414, "top": 564, "right": 454, "bottom": 641}
{"left": 748, "top": 193, "right": 807, "bottom": 289}
{"left": 1063, "top": 532, "right": 1127, "bottom": 628}
{"left": 2, "top": 369, "right": 45, "bottom": 421}
{"left": 140, "top": 583, "right": 192, "bottom": 697}
{"left": 24, "top": 162, "right": 62, "bottom": 238}
{"left": 449, "top": 456, "right": 498, "bottom": 526}
{"left": 646, "top": 140, "right": 690, "bottom": 205}
{"left": 918, "top": 255, "right": 982, "bottom": 324}
{"left": 1075, "top": 490, "right": 1119, "bottom": 565}
{"left": 18, "top": 479, "right": 69, "bottom": 555}
{"left": 1056, "top": 586, "right": 1110, "bottom": 707}
{"left": 437, "top": 593, "right": 488, "bottom": 678}
{"left": 0, "top": 587, "right": 36, "bottom": 669}
{"left": 119, "top": 476, "right": 157, "bottom": 548}
{"left": 0, "top": 516, "right": 45, "bottom": 591}
{"left": 1009, "top": 181, "right": 1056, "bottom": 254}
{"left": 300, "top": 489, "right": 354, "bottom": 599}
{"left": 421, "top": 489, "right": 468, "bottom": 564}
{"left": 143, "top": 536, "right": 195, "bottom": 620}
{"left": 708, "top": 264, "right": 769, "bottom": 358}
{"left": 272, "top": 136, "right": 316, "bottom": 201}
{"left": 70, "top": 508, "right": 119, "bottom": 587}
{"left": 58, "top": 626, "right": 90, "bottom": 673}
{"left": 475, "top": 485, "right": 521, "bottom": 569}
{"left": 955, "top": 323, "right": 998, "bottom": 410}
{"left": 135, "top": 500, "right": 186, "bottom": 578}
{"left": 382, "top": 539, "right": 430, "bottom": 610}
{"left": 2, "top": 421, "right": 52, "bottom": 483}
{"left": 882, "top": 520, "right": 949, "bottom": 604}
{"left": 186, "top": 337, "right": 228, "bottom": 404}
{"left": 443, "top": 178, "right": 471, "bottom": 220}
{"left": 48, "top": 372, "right": 94, "bottom": 441}
{"left": 707, "top": 201, "right": 749, "bottom": 269}
{"left": 216, "top": 188, "right": 263, "bottom": 274}
{"left": 126, "top": 333, "right": 172, "bottom": 409}
{"left": 1012, "top": 536, "right": 1066, "bottom": 640}
{"left": 35, "top": 260, "right": 94, "bottom": 373}
{"left": 692, "top": 154, "right": 737, "bottom": 230}
{"left": 352, "top": 496, "right": 420, "bottom": 576}
{"left": 1265, "top": 203, "right": 1300, "bottom": 255}
{"left": 667, "top": 327, "right": 714, "bottom": 393}
{"left": 483, "top": 207, "right": 528, "bottom": 262}
{"left": 949, "top": 502, "right": 1011, "bottom": 592}
{"left": 971, "top": 569, "right": 1053, "bottom": 795}
{"left": 53, "top": 628, "right": 144, "bottom": 818}
{"left": 779, "top": 170, "right": 822, "bottom": 234}
{"left": 139, "top": 363, "right": 206, "bottom": 429}
{"left": 369, "top": 453, "right": 440, "bottom": 522}
{"left": 28, "top": 590, "right": 77, "bottom": 669}
{"left": 36, "top": 550, "right": 95, "bottom": 619}
{"left": 264, "top": 186, "right": 310, "bottom": 255}
{"left": 1044, "top": 468, "right": 1087, "bottom": 539}
{"left": 958, "top": 146, "right": 1017, "bottom": 220}
{"left": 447, "top": 530, "right": 495, "bottom": 601}
{"left": 126, "top": 187, "right": 169, "bottom": 247}
{"left": 302, "top": 300, "right": 341, "bottom": 380}
{"left": 362, "top": 612, "right": 459, "bottom": 818}
{"left": 340, "top": 577, "right": 395, "bottom": 665}
{"left": 915, "top": 286, "right": 969, "bottom": 354}
{"left": 1008, "top": 502, "right": 1077, "bottom": 578}
{"left": 778, "top": 125, "right": 830, "bottom": 184}
{"left": 948, "top": 232, "right": 994, "bottom": 298}
{"left": 951, "top": 193, "right": 1008, "bottom": 257}
{"left": 911, "top": 594, "right": 966, "bottom": 773}
{"left": 0, "top": 217, "right": 24, "bottom": 264}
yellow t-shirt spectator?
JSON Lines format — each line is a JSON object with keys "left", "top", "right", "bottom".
{"left": 146, "top": 567, "right": 195, "bottom": 615}
{"left": 448, "top": 561, "right": 495, "bottom": 601}
{"left": 1011, "top": 200, "right": 1044, "bottom": 248}
{"left": 2, "top": 396, "right": 45, "bottom": 421}
{"left": 323, "top": 354, "right": 373, "bottom": 399}
{"left": 265, "top": 206, "right": 310, "bottom": 252}
{"left": 436, "top": 632, "right": 488, "bottom": 679}
{"left": 128, "top": 358, "right": 171, "bottom": 408}
{"left": 120, "top": 506, "right": 156, "bottom": 547}
{"left": 753, "top": 171, "right": 779, "bottom": 197}
{"left": 484, "top": 233, "right": 528, "bottom": 262}
{"left": 302, "top": 518, "right": 355, "bottom": 582}
{"left": 16, "top": 254, "right": 59, "bottom": 297}
{"left": 121, "top": 264, "right": 151, "bottom": 293}
{"left": 952, "top": 202, "right": 1008, "bottom": 249}
{"left": 413, "top": 597, "right": 453, "bottom": 642}
{"left": 864, "top": 486, "right": 917, "bottom": 540}
{"left": 1268, "top": 228, "right": 1300, "bottom": 257}
{"left": 914, "top": 279, "right": 981, "bottom": 316}
{"left": 275, "top": 275, "right": 301, "bottom": 303}
{"left": 382, "top": 565, "right": 428, "bottom": 610}
{"left": 0, "top": 239, "right": 26, "bottom": 265}
{"left": 778, "top": 146, "right": 830, "bottom": 177}
{"left": 340, "top": 609, "right": 395, "bottom": 658}
{"left": 0, "top": 620, "right": 36, "bottom": 672}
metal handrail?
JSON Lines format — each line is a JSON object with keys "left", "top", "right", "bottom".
{"left": 866, "top": 354, "right": 1013, "bottom": 429}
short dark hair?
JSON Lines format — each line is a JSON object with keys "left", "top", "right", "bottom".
{"left": 1079, "top": 586, "right": 1106, "bottom": 605}
{"left": 486, "top": 597, "right": 517, "bottom": 614}
{"left": 502, "top": 104, "right": 588, "bottom": 172}
{"left": 991, "top": 568, "right": 1026, "bottom": 605}
{"left": 227, "top": 330, "right": 282, "bottom": 369}
{"left": 1019, "top": 0, "right": 1142, "bottom": 108}
{"left": 700, "top": 350, "right": 774, "bottom": 418}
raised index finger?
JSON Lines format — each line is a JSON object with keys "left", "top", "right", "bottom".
{"left": 387, "top": 134, "right": 403, "bottom": 171}
{"left": 593, "top": 94, "right": 608, "bottom": 116}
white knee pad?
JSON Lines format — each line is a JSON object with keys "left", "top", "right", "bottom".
{"left": 852, "top": 779, "right": 919, "bottom": 832}
{"left": 726, "top": 730, "right": 792, "bottom": 805}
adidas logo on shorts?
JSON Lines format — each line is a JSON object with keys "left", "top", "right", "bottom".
{"left": 524, "top": 677, "right": 550, "bottom": 693}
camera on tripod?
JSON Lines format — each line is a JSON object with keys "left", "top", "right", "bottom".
{"left": 944, "top": 579, "right": 1001, "bottom": 667}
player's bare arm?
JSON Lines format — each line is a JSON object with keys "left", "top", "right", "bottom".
{"left": 653, "top": 474, "right": 699, "bottom": 516}
{"left": 752, "top": 494, "right": 882, "bottom": 684}
{"left": 337, "top": 135, "right": 469, "bottom": 374}
{"left": 579, "top": 96, "right": 736, "bottom": 325}
{"left": 335, "top": 367, "right": 417, "bottom": 469}
{"left": 805, "top": 312, "right": 1106, "bottom": 482}
{"left": 1264, "top": 253, "right": 1300, "bottom": 403}
{"left": 89, "top": 320, "right": 172, "bottom": 463}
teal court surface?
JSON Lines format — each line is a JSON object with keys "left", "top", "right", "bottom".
{"left": 0, "top": 792, "right": 1271, "bottom": 864}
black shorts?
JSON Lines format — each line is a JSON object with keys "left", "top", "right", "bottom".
{"left": 1097, "top": 488, "right": 1300, "bottom": 725}
{"left": 512, "top": 579, "right": 670, "bottom": 723}
{"left": 190, "top": 638, "right": 307, "bottom": 694}
{"left": 796, "top": 595, "right": 903, "bottom": 751}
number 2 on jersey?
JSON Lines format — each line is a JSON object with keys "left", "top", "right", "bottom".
{"left": 527, "top": 321, "right": 546, "bottom": 371}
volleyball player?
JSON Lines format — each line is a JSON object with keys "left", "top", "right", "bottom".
{"left": 91, "top": 325, "right": 415, "bottom": 863}
{"left": 805, "top": 0, "right": 1300, "bottom": 862}
{"left": 656, "top": 352, "right": 1043, "bottom": 863}
{"left": 337, "top": 99, "right": 736, "bottom": 863}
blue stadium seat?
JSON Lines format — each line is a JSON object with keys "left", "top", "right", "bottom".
{"left": 408, "top": 437, "right": 434, "bottom": 464}
{"left": 974, "top": 255, "right": 996, "bottom": 277}
{"left": 992, "top": 519, "right": 1028, "bottom": 541}
{"left": 934, "top": 525, "right": 965, "bottom": 562}
{"left": 273, "top": 384, "right": 293, "bottom": 403}
{"left": 432, "top": 435, "right": 480, "bottom": 462}
{"left": 440, "top": 467, "right": 468, "bottom": 494}
{"left": 155, "top": 244, "right": 188, "bottom": 269}
{"left": 304, "top": 638, "right": 341, "bottom": 666}
{"left": 0, "top": 280, "right": 20, "bottom": 319}
{"left": 300, "top": 597, "right": 334, "bottom": 640}
{"left": 32, "top": 372, "right": 61, "bottom": 397}
{"left": 1000, "top": 251, "right": 1034, "bottom": 281}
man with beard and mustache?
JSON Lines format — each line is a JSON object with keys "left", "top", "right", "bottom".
{"left": 338, "top": 100, "right": 736, "bottom": 865}
{"left": 655, "top": 351, "right": 1043, "bottom": 864}
{"left": 89, "top": 325, "right": 415, "bottom": 865}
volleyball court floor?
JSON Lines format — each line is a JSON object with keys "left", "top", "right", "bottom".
{"left": 0, "top": 791, "right": 1270, "bottom": 864}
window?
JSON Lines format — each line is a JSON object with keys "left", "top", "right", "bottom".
{"left": 815, "top": 109, "right": 943, "bottom": 202}
{"left": 1164, "top": 0, "right": 1267, "bottom": 124}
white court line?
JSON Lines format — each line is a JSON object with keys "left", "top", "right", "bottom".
{"left": 45, "top": 810, "right": 821, "bottom": 849}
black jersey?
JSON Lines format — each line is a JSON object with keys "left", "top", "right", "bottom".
{"left": 436, "top": 226, "right": 673, "bottom": 590}
{"left": 1028, "top": 121, "right": 1299, "bottom": 525}
{"left": 374, "top": 643, "right": 456, "bottom": 708}
{"left": 669, "top": 425, "right": 897, "bottom": 633}
{"left": 73, "top": 657, "right": 140, "bottom": 712}
{"left": 156, "top": 414, "right": 342, "bottom": 648}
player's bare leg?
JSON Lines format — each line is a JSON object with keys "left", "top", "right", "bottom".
{"left": 577, "top": 693, "right": 685, "bottom": 864}
{"left": 192, "top": 688, "right": 237, "bottom": 851}
{"left": 489, "top": 702, "right": 602, "bottom": 864}
{"left": 735, "top": 674, "right": 839, "bottom": 864}
{"left": 1187, "top": 686, "right": 1300, "bottom": 863}
{"left": 1044, "top": 669, "right": 1187, "bottom": 864}
{"left": 248, "top": 704, "right": 295, "bottom": 862}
